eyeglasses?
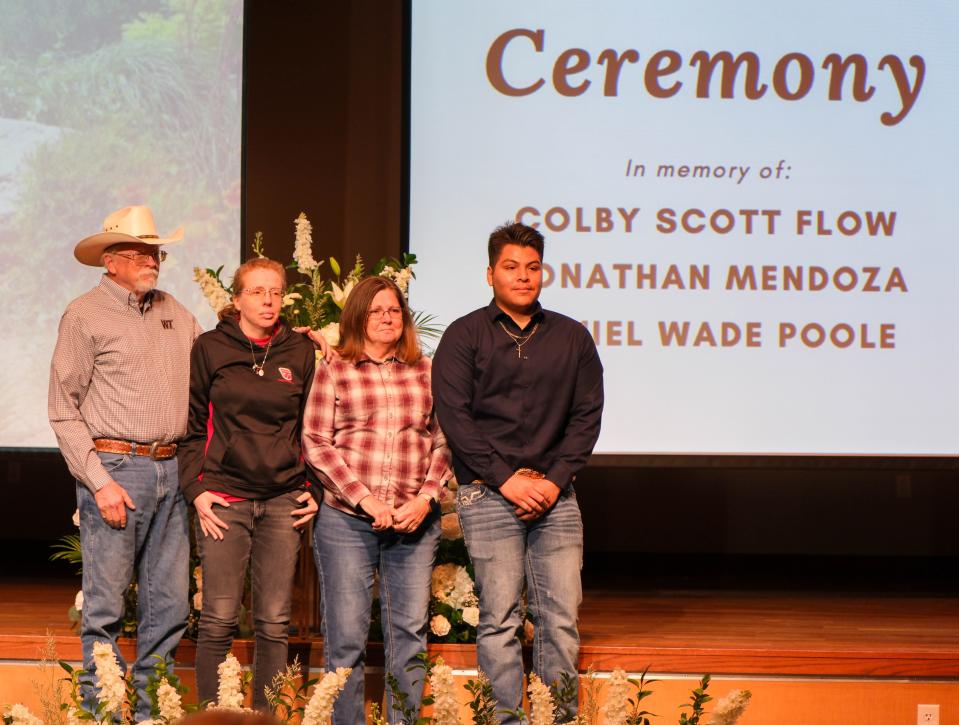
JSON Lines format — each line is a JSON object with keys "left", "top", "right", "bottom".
{"left": 111, "top": 250, "right": 167, "bottom": 265}
{"left": 243, "top": 287, "right": 284, "bottom": 299}
{"left": 368, "top": 306, "right": 403, "bottom": 319}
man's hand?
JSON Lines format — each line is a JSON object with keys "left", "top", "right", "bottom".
{"left": 517, "top": 478, "right": 561, "bottom": 521}
{"left": 293, "top": 327, "right": 340, "bottom": 361}
{"left": 95, "top": 481, "right": 136, "bottom": 529}
{"left": 194, "top": 491, "right": 231, "bottom": 540}
{"left": 393, "top": 496, "right": 432, "bottom": 534}
{"left": 358, "top": 495, "right": 393, "bottom": 531}
{"left": 291, "top": 490, "right": 319, "bottom": 529}
{"left": 500, "top": 473, "right": 551, "bottom": 518}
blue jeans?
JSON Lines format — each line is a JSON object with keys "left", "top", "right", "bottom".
{"left": 313, "top": 503, "right": 440, "bottom": 725}
{"left": 456, "top": 483, "right": 583, "bottom": 724}
{"left": 194, "top": 490, "right": 305, "bottom": 710}
{"left": 76, "top": 453, "right": 189, "bottom": 721}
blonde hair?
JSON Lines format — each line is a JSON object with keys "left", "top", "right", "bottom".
{"left": 217, "top": 257, "right": 287, "bottom": 321}
{"left": 336, "top": 276, "right": 421, "bottom": 363}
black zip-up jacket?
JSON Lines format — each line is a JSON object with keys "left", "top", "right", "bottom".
{"left": 179, "top": 316, "right": 316, "bottom": 503}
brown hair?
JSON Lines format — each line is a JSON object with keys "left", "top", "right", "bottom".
{"left": 336, "top": 276, "right": 421, "bottom": 364}
{"left": 488, "top": 221, "right": 544, "bottom": 266}
{"left": 217, "top": 257, "right": 287, "bottom": 321}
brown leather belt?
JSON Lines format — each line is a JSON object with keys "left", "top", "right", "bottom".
{"left": 94, "top": 438, "right": 177, "bottom": 460}
{"left": 472, "top": 468, "right": 545, "bottom": 485}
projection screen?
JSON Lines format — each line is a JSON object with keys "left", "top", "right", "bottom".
{"left": 407, "top": 0, "right": 959, "bottom": 457}
{"left": 0, "top": 0, "right": 243, "bottom": 448}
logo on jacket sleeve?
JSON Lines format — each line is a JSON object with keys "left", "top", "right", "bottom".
{"left": 278, "top": 367, "right": 294, "bottom": 383}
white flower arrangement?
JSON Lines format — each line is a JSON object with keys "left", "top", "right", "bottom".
{"left": 156, "top": 677, "right": 185, "bottom": 722}
{"left": 430, "top": 614, "right": 452, "bottom": 637}
{"left": 428, "top": 658, "right": 462, "bottom": 725}
{"left": 4, "top": 704, "right": 44, "bottom": 725}
{"left": 301, "top": 667, "right": 351, "bottom": 725}
{"left": 193, "top": 266, "right": 232, "bottom": 314}
{"left": 431, "top": 564, "right": 478, "bottom": 610}
{"left": 461, "top": 606, "right": 480, "bottom": 628}
{"left": 73, "top": 590, "right": 83, "bottom": 613}
{"left": 91, "top": 641, "right": 126, "bottom": 715}
{"left": 215, "top": 653, "right": 246, "bottom": 709}
{"left": 601, "top": 669, "right": 632, "bottom": 725}
{"left": 527, "top": 673, "right": 555, "bottom": 725}
{"left": 193, "top": 213, "right": 434, "bottom": 347}
{"left": 709, "top": 688, "right": 752, "bottom": 725}
{"left": 293, "top": 212, "right": 320, "bottom": 273}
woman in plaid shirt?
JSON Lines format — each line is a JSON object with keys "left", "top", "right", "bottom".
{"left": 302, "top": 275, "right": 451, "bottom": 724}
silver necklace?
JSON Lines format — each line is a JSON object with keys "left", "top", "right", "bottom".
{"left": 498, "top": 321, "right": 539, "bottom": 359}
{"left": 248, "top": 335, "right": 273, "bottom": 376}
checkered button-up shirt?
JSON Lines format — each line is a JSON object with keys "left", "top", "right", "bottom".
{"left": 302, "top": 354, "right": 450, "bottom": 515}
{"left": 48, "top": 275, "right": 201, "bottom": 492}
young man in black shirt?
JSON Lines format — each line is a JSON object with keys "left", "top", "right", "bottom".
{"left": 432, "top": 222, "right": 604, "bottom": 722}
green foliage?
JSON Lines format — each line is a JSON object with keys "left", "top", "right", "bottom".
{"left": 464, "top": 672, "right": 498, "bottom": 725}
{"left": 678, "top": 674, "right": 712, "bottom": 725}
{"left": 550, "top": 671, "right": 579, "bottom": 724}
{"left": 0, "top": 0, "right": 156, "bottom": 60}
{"left": 50, "top": 534, "right": 83, "bottom": 574}
{"left": 264, "top": 657, "right": 317, "bottom": 722}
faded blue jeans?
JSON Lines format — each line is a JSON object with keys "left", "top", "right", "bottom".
{"left": 313, "top": 502, "right": 440, "bottom": 725}
{"left": 76, "top": 452, "right": 189, "bottom": 721}
{"left": 194, "top": 489, "right": 305, "bottom": 710}
{"left": 456, "top": 483, "right": 583, "bottom": 724}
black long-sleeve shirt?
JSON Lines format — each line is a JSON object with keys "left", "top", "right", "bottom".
{"left": 431, "top": 300, "right": 604, "bottom": 490}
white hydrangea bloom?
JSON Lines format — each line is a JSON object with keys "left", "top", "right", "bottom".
{"left": 92, "top": 641, "right": 126, "bottom": 715}
{"left": 74, "top": 590, "right": 84, "bottom": 612}
{"left": 5, "top": 704, "right": 44, "bottom": 725}
{"left": 431, "top": 564, "right": 477, "bottom": 610}
{"left": 302, "top": 667, "right": 351, "bottom": 725}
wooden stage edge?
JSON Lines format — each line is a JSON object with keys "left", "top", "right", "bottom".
{"left": 3, "top": 578, "right": 958, "bottom": 680}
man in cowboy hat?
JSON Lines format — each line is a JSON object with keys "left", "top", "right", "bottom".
{"left": 49, "top": 205, "right": 201, "bottom": 719}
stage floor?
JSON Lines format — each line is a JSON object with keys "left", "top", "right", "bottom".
{"left": 3, "top": 574, "right": 958, "bottom": 679}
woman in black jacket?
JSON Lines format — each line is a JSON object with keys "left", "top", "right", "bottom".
{"left": 179, "top": 257, "right": 318, "bottom": 709}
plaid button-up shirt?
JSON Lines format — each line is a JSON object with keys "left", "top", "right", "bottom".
{"left": 48, "top": 275, "right": 201, "bottom": 492}
{"left": 302, "top": 354, "right": 450, "bottom": 516}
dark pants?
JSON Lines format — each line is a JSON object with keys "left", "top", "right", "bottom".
{"left": 194, "top": 490, "right": 304, "bottom": 710}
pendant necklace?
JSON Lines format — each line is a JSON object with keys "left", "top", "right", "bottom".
{"left": 248, "top": 335, "right": 273, "bottom": 376}
{"left": 498, "top": 321, "right": 539, "bottom": 359}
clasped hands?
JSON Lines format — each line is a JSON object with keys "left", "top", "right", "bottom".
{"left": 358, "top": 494, "right": 432, "bottom": 534}
{"left": 193, "top": 489, "right": 318, "bottom": 540}
{"left": 500, "top": 472, "right": 561, "bottom": 521}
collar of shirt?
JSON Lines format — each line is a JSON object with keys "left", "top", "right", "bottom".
{"left": 484, "top": 298, "right": 545, "bottom": 333}
{"left": 352, "top": 351, "right": 403, "bottom": 368}
{"left": 99, "top": 274, "right": 154, "bottom": 312}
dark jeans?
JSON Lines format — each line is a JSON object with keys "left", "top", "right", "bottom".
{"left": 194, "top": 490, "right": 304, "bottom": 710}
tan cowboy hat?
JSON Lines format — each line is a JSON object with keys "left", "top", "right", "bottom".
{"left": 74, "top": 205, "right": 184, "bottom": 266}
